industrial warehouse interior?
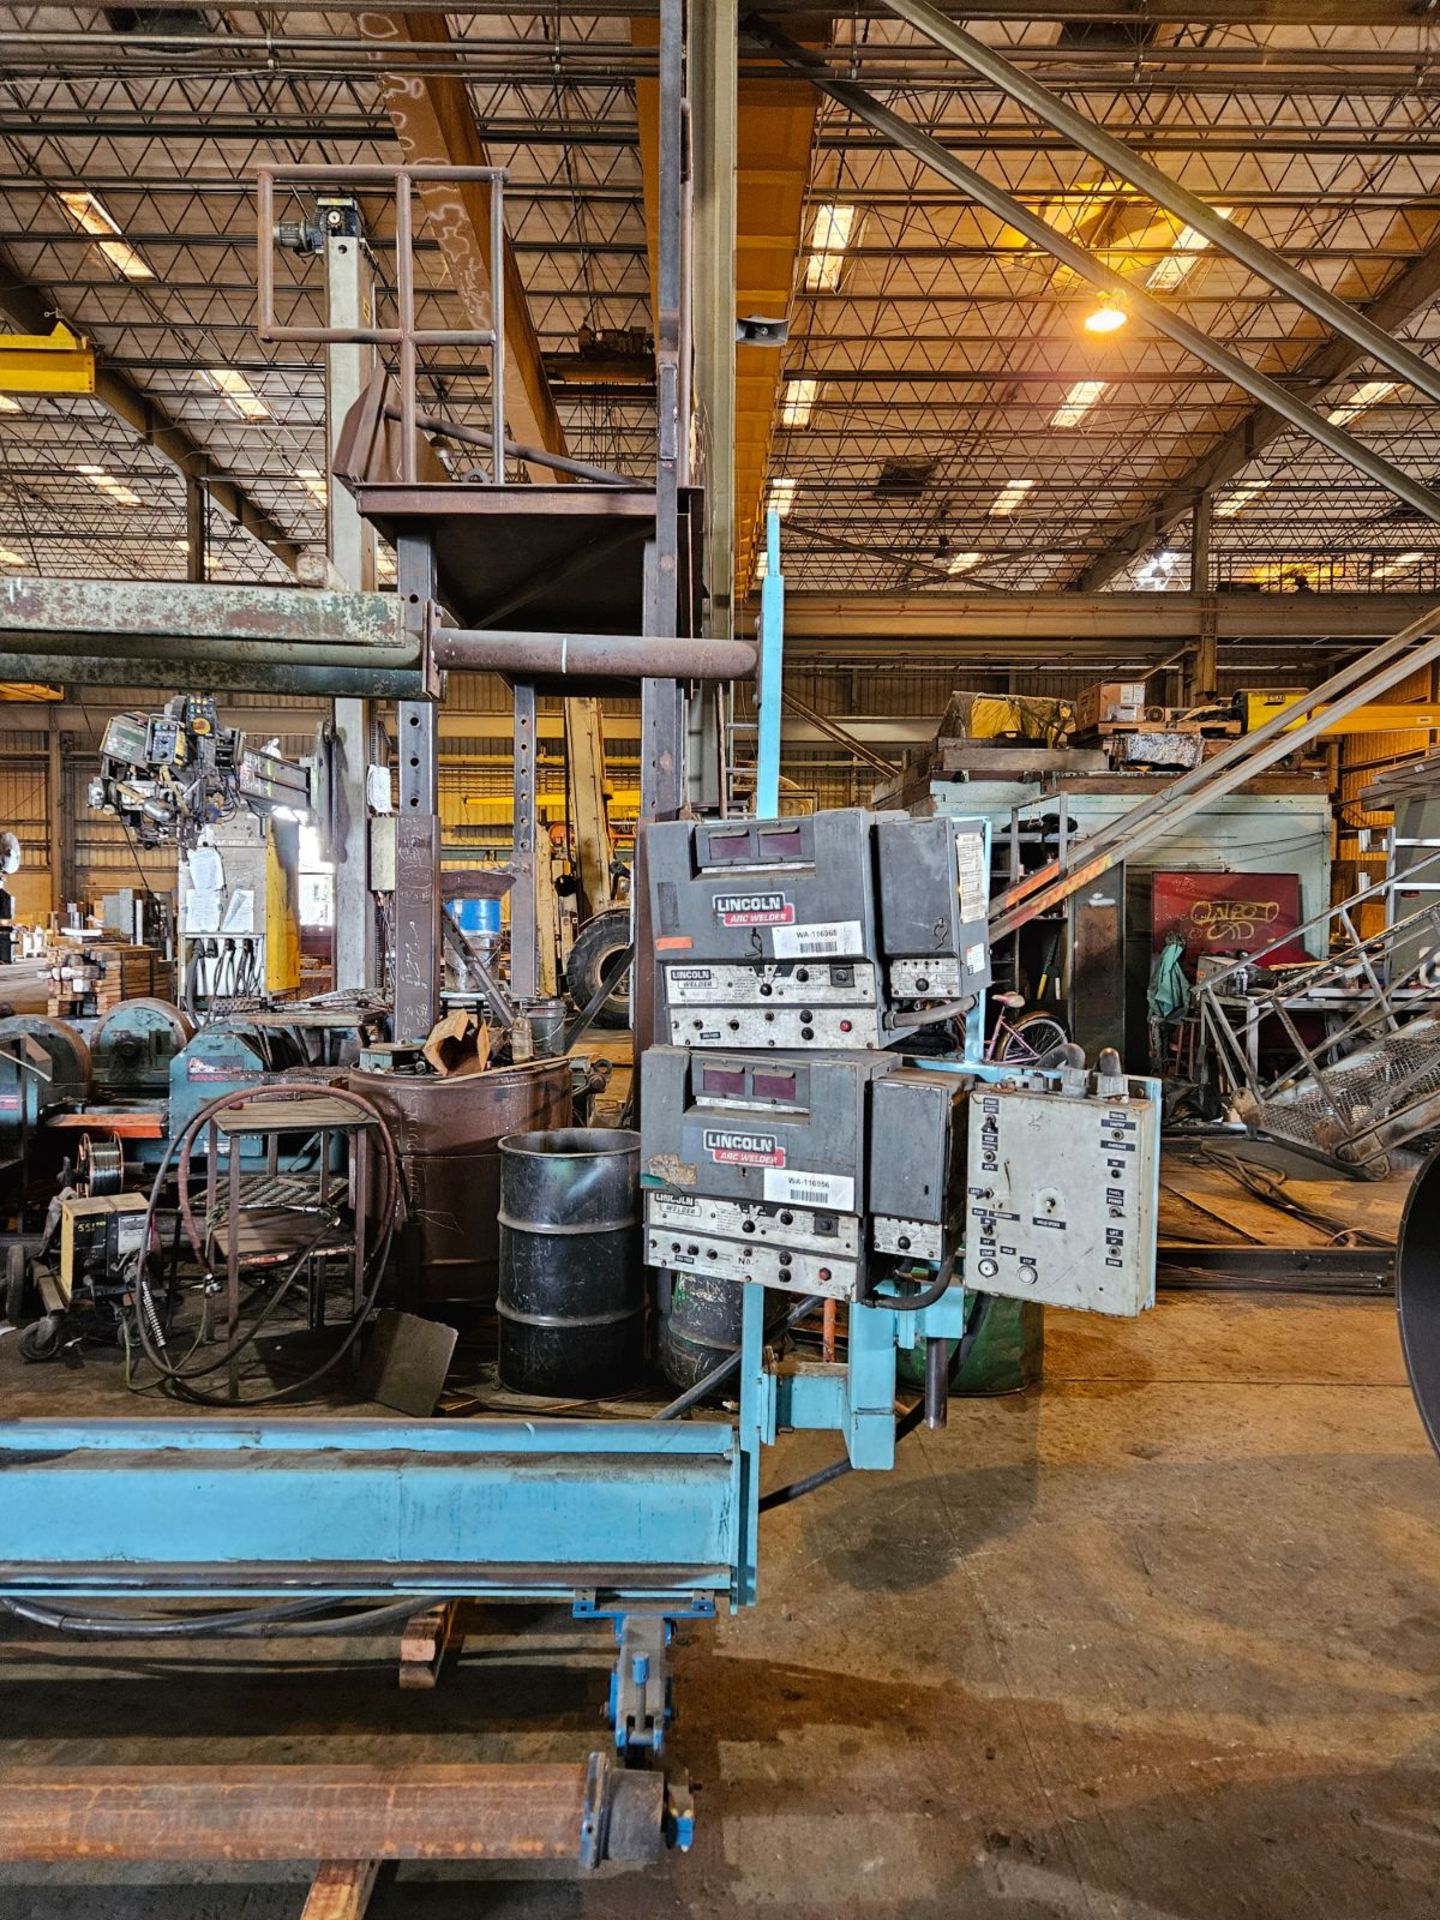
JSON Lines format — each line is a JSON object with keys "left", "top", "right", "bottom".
{"left": 3, "top": 1, "right": 1440, "bottom": 1914}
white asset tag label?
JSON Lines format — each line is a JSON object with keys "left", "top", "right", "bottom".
{"left": 763, "top": 1167, "right": 856, "bottom": 1212}
{"left": 770, "top": 919, "right": 863, "bottom": 960}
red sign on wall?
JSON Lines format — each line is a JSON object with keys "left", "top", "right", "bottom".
{"left": 1151, "top": 870, "right": 1306, "bottom": 965}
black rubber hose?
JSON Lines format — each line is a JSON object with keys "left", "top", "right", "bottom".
{"left": 652, "top": 1293, "right": 823, "bottom": 1421}
{"left": 877, "top": 1257, "right": 955, "bottom": 1314}
{"left": 130, "top": 1081, "right": 399, "bottom": 1407}
{"left": 0, "top": 1595, "right": 428, "bottom": 1639}
{"left": 758, "top": 1294, "right": 995, "bottom": 1514}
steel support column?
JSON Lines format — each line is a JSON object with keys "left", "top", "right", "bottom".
{"left": 879, "top": 0, "right": 1440, "bottom": 411}
{"left": 692, "top": 0, "right": 737, "bottom": 649}
{"left": 45, "top": 709, "right": 62, "bottom": 914}
{"left": 510, "top": 681, "right": 540, "bottom": 1001}
{"left": 686, "top": 0, "right": 736, "bottom": 810}
{"left": 326, "top": 200, "right": 382, "bottom": 993}
{"left": 1189, "top": 492, "right": 1217, "bottom": 702}
{"left": 184, "top": 475, "right": 206, "bottom": 585}
{"left": 393, "top": 533, "right": 440, "bottom": 1045}
{"left": 640, "top": 0, "right": 687, "bottom": 827}
{"left": 756, "top": 26, "right": 1440, "bottom": 528}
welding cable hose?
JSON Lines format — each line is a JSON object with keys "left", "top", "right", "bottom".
{"left": 0, "top": 1594, "right": 430, "bottom": 1640}
{"left": 129, "top": 1082, "right": 399, "bottom": 1405}
{"left": 758, "top": 1293, "right": 996, "bottom": 1515}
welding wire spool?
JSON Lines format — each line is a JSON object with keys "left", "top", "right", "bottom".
{"left": 77, "top": 1135, "right": 124, "bottom": 1197}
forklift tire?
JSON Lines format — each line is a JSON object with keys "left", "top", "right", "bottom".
{"left": 19, "top": 1312, "right": 62, "bottom": 1363}
{"left": 4, "top": 1243, "right": 26, "bottom": 1327}
{"left": 565, "top": 908, "right": 632, "bottom": 1031}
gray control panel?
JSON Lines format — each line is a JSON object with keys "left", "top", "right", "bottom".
{"left": 965, "top": 1079, "right": 1158, "bottom": 1316}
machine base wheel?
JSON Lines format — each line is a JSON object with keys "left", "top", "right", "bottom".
{"left": 19, "top": 1312, "right": 63, "bottom": 1363}
{"left": 3, "top": 1243, "right": 26, "bottom": 1326}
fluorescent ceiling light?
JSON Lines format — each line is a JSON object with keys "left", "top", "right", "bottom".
{"left": 1326, "top": 380, "right": 1401, "bottom": 427}
{"left": 804, "top": 204, "right": 857, "bottom": 293}
{"left": 1372, "top": 550, "right": 1425, "bottom": 580}
{"left": 0, "top": 545, "right": 26, "bottom": 567}
{"left": 1146, "top": 207, "right": 1233, "bottom": 292}
{"left": 296, "top": 467, "right": 328, "bottom": 503}
{"left": 754, "top": 551, "right": 768, "bottom": 581}
{"left": 0, "top": 396, "right": 20, "bottom": 415}
{"left": 781, "top": 379, "right": 820, "bottom": 428}
{"left": 199, "top": 368, "right": 271, "bottom": 422}
{"left": 1215, "top": 479, "right": 1271, "bottom": 517}
{"left": 989, "top": 479, "right": 1035, "bottom": 517}
{"left": 1050, "top": 379, "right": 1107, "bottom": 427}
{"left": 769, "top": 477, "right": 798, "bottom": 517}
{"left": 56, "top": 189, "right": 155, "bottom": 281}
{"left": 1136, "top": 548, "right": 1179, "bottom": 589}
{"left": 76, "top": 463, "right": 141, "bottom": 507}
{"left": 942, "top": 551, "right": 983, "bottom": 576}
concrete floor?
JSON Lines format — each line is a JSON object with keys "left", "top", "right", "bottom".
{"left": 1, "top": 1289, "right": 1438, "bottom": 1917}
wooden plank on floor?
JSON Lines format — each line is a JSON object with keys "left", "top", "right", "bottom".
{"left": 301, "top": 1861, "right": 378, "bottom": 1920}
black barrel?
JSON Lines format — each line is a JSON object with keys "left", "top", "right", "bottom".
{"left": 497, "top": 1128, "right": 644, "bottom": 1397}
{"left": 657, "top": 1271, "right": 787, "bottom": 1395}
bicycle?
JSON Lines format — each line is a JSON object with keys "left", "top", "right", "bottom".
{"left": 985, "top": 991, "right": 1070, "bottom": 1065}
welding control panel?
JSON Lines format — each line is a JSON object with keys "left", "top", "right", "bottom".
{"left": 644, "top": 809, "right": 991, "bottom": 1049}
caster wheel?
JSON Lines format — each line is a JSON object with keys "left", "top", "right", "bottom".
{"left": 19, "top": 1313, "right": 63, "bottom": 1363}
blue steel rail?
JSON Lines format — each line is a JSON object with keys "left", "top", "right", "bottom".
{"left": 0, "top": 1418, "right": 741, "bottom": 1604}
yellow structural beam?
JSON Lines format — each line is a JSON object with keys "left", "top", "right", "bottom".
{"left": 732, "top": 75, "right": 821, "bottom": 592}
{"left": 0, "top": 322, "right": 94, "bottom": 395}
{"left": 1243, "top": 689, "right": 1440, "bottom": 736}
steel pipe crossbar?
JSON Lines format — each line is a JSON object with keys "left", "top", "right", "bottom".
{"left": 991, "top": 605, "right": 1440, "bottom": 936}
{"left": 0, "top": 1761, "right": 668, "bottom": 1866}
{"left": 878, "top": 0, "right": 1440, "bottom": 413}
{"left": 752, "top": 23, "right": 1440, "bottom": 526}
{"left": 432, "top": 626, "right": 757, "bottom": 681}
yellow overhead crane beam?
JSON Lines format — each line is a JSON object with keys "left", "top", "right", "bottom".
{"left": 0, "top": 326, "right": 90, "bottom": 700}
{"left": 1243, "top": 689, "right": 1440, "bottom": 736}
{"left": 0, "top": 321, "right": 94, "bottom": 395}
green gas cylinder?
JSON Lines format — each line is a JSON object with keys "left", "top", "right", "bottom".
{"left": 897, "top": 1296, "right": 1044, "bottom": 1396}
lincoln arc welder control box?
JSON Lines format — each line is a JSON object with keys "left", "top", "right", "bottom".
{"left": 644, "top": 809, "right": 991, "bottom": 1048}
